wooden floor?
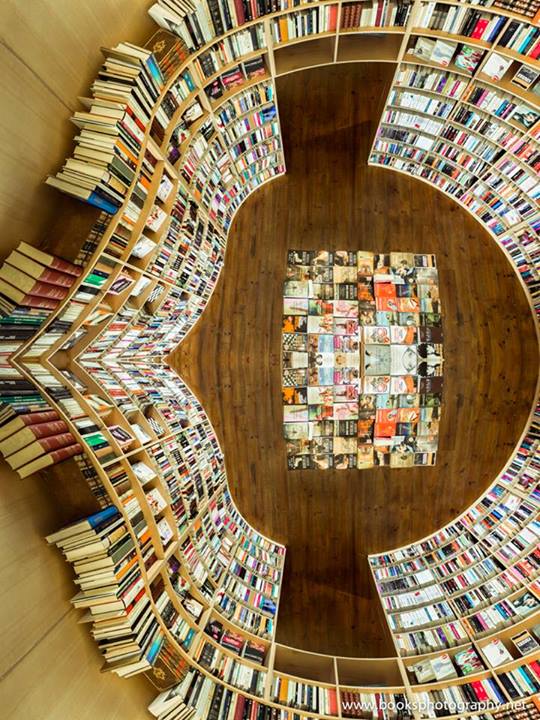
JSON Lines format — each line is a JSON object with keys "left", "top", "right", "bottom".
{"left": 170, "top": 63, "right": 539, "bottom": 658}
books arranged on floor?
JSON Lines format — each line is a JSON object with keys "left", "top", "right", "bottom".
{"left": 282, "top": 250, "right": 443, "bottom": 470}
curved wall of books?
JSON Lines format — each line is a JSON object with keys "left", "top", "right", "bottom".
{"left": 3, "top": 1, "right": 539, "bottom": 719}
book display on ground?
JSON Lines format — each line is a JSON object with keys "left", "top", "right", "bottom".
{"left": 282, "top": 250, "right": 444, "bottom": 470}
{"left": 3, "top": 2, "right": 540, "bottom": 719}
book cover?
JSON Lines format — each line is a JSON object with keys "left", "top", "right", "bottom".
{"left": 430, "top": 39, "right": 457, "bottom": 67}
{"left": 512, "top": 631, "right": 540, "bottom": 656}
{"left": 482, "top": 639, "right": 513, "bottom": 668}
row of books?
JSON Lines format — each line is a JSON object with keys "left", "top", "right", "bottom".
{"left": 148, "top": 0, "right": 540, "bottom": 51}
{"left": 271, "top": 5, "right": 338, "bottom": 43}
{"left": 340, "top": 0, "right": 412, "bottom": 30}
{"left": 411, "top": 676, "right": 507, "bottom": 716}
{"left": 204, "top": 56, "right": 267, "bottom": 101}
{"left": 195, "top": 25, "right": 266, "bottom": 78}
{"left": 369, "top": 414, "right": 540, "bottom": 656}
{"left": 371, "top": 44, "right": 540, "bottom": 243}
{"left": 492, "top": 0, "right": 540, "bottom": 22}
{"left": 417, "top": 3, "right": 508, "bottom": 43}
{"left": 407, "top": 630, "right": 540, "bottom": 685}
{"left": 395, "top": 64, "right": 470, "bottom": 98}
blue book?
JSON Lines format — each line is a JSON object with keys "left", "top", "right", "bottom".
{"left": 146, "top": 632, "right": 165, "bottom": 664}
{"left": 46, "top": 506, "right": 119, "bottom": 544}
{"left": 487, "top": 17, "right": 506, "bottom": 44}
{"left": 87, "top": 506, "right": 120, "bottom": 529}
{"left": 86, "top": 191, "right": 118, "bottom": 215}
{"left": 518, "top": 29, "right": 537, "bottom": 55}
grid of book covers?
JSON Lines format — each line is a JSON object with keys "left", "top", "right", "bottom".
{"left": 282, "top": 251, "right": 444, "bottom": 470}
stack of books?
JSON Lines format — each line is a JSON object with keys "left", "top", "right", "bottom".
{"left": 46, "top": 43, "right": 165, "bottom": 213}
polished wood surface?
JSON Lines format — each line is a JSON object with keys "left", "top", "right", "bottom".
{"left": 171, "top": 63, "right": 539, "bottom": 658}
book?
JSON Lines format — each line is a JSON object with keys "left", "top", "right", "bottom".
{"left": 454, "top": 647, "right": 484, "bottom": 676}
{"left": 6, "top": 432, "right": 77, "bottom": 470}
{"left": 432, "top": 653, "right": 458, "bottom": 681}
{"left": 130, "top": 235, "right": 157, "bottom": 259}
{"left": 146, "top": 488, "right": 167, "bottom": 514}
{"left": 0, "top": 418, "right": 69, "bottom": 457}
{"left": 413, "top": 37, "right": 436, "bottom": 60}
{"left": 46, "top": 506, "right": 120, "bottom": 544}
{"left": 430, "top": 40, "right": 457, "bottom": 67}
{"left": 16, "top": 241, "right": 82, "bottom": 277}
{"left": 454, "top": 45, "right": 485, "bottom": 73}
{"left": 511, "top": 591, "right": 540, "bottom": 616}
{"left": 482, "top": 639, "right": 514, "bottom": 668}
{"left": 0, "top": 265, "right": 69, "bottom": 301}
{"left": 511, "top": 65, "right": 540, "bottom": 89}
{"left": 0, "top": 409, "right": 61, "bottom": 441}
{"left": 146, "top": 205, "right": 168, "bottom": 231}
{"left": 512, "top": 631, "right": 540, "bottom": 656}
{"left": 5, "top": 251, "right": 76, "bottom": 288}
{"left": 510, "top": 103, "right": 540, "bottom": 129}
{"left": 157, "top": 517, "right": 174, "bottom": 544}
{"left": 17, "top": 443, "right": 82, "bottom": 478}
{"left": 479, "top": 53, "right": 512, "bottom": 81}
{"left": 411, "top": 659, "right": 436, "bottom": 683}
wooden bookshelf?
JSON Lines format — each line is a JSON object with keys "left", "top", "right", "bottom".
{"left": 0, "top": 1, "right": 539, "bottom": 719}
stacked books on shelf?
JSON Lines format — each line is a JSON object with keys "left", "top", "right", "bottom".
{"left": 272, "top": 675, "right": 339, "bottom": 715}
{"left": 46, "top": 506, "right": 168, "bottom": 676}
{"left": 416, "top": 3, "right": 508, "bottom": 43}
{"left": 46, "top": 44, "right": 165, "bottom": 213}
{"left": 32, "top": 6, "right": 540, "bottom": 720}
{"left": 493, "top": 0, "right": 540, "bottom": 22}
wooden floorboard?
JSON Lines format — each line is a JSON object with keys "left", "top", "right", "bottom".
{"left": 170, "top": 63, "right": 539, "bottom": 658}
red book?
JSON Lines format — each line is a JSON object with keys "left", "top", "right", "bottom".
{"left": 0, "top": 419, "right": 69, "bottom": 456}
{"left": 328, "top": 4, "right": 338, "bottom": 32}
{"left": 471, "top": 18, "right": 489, "bottom": 39}
{"left": 374, "top": 0, "right": 384, "bottom": 27}
{"left": 470, "top": 681, "right": 489, "bottom": 702}
{"left": 17, "top": 242, "right": 81, "bottom": 277}
{"left": 529, "top": 661, "right": 540, "bottom": 681}
{"left": 126, "top": 105, "right": 146, "bottom": 133}
{"left": 529, "top": 39, "right": 540, "bottom": 61}
{"left": 0, "top": 409, "right": 59, "bottom": 438}
{"left": 234, "top": 694, "right": 245, "bottom": 720}
{"left": 0, "top": 278, "right": 59, "bottom": 310}
{"left": 6, "top": 251, "right": 75, "bottom": 288}
{"left": 0, "top": 266, "right": 68, "bottom": 300}
{"left": 328, "top": 688, "right": 338, "bottom": 716}
{"left": 249, "top": 0, "right": 258, "bottom": 20}
{"left": 233, "top": 0, "right": 245, "bottom": 25}
{"left": 7, "top": 432, "right": 76, "bottom": 470}
{"left": 18, "top": 443, "right": 82, "bottom": 479}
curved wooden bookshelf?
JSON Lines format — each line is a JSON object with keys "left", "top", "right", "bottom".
{"left": 1, "top": 0, "right": 537, "bottom": 718}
